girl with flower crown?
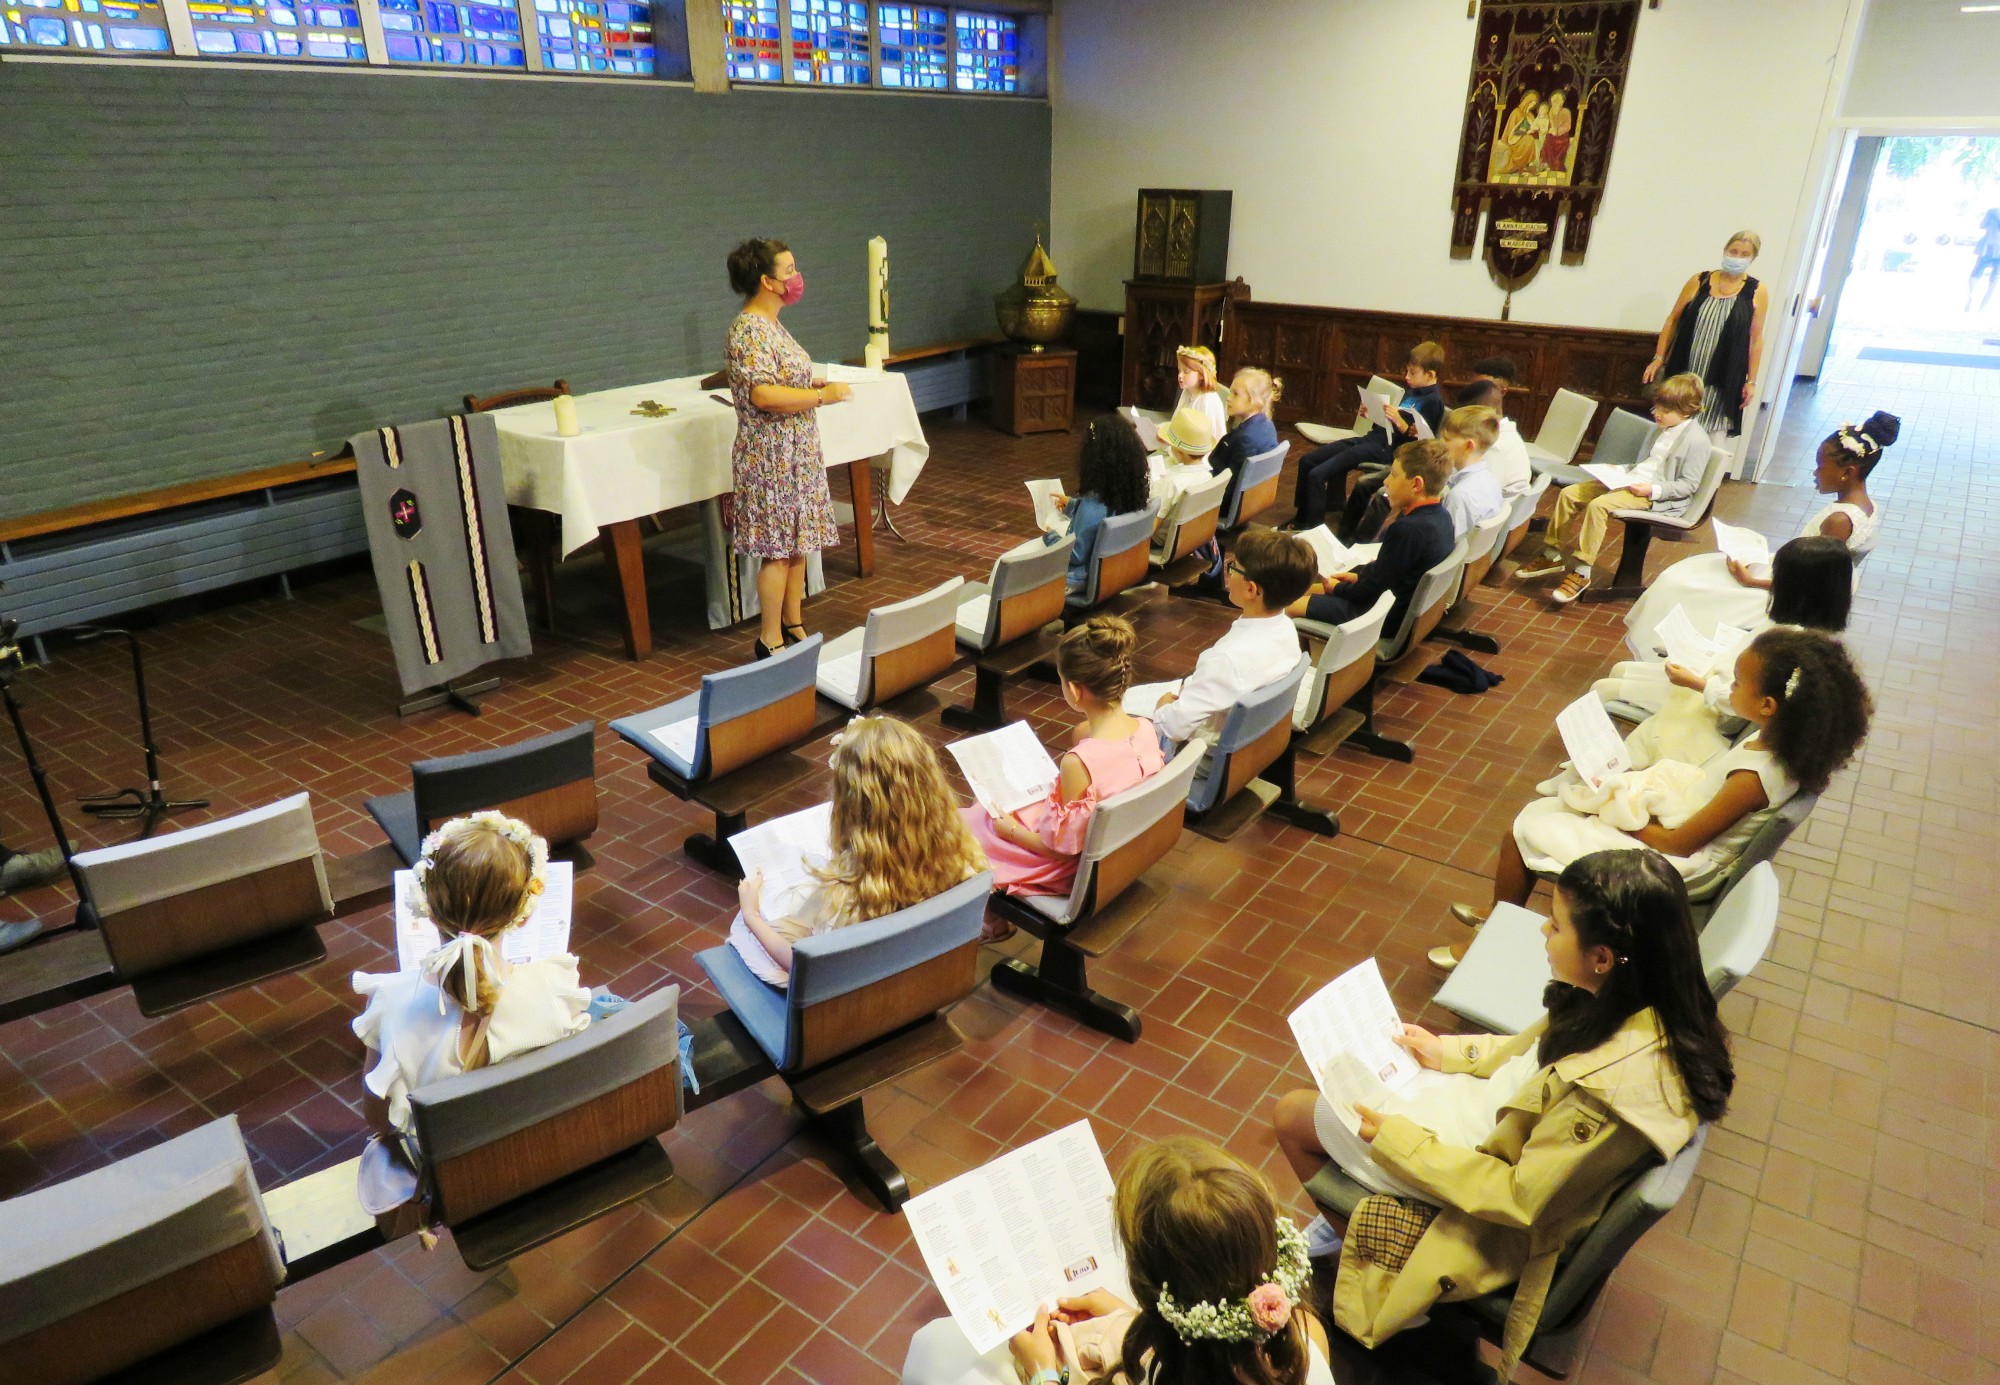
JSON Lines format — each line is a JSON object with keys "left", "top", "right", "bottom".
{"left": 351, "top": 812, "right": 594, "bottom": 1142}
{"left": 1271, "top": 850, "right": 1734, "bottom": 1383}
{"left": 902, "top": 1137, "right": 1335, "bottom": 1385}
{"left": 1625, "top": 411, "right": 1898, "bottom": 659}
{"left": 1432, "top": 628, "right": 1872, "bottom": 968}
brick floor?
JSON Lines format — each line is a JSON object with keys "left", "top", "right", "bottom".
{"left": 0, "top": 337, "right": 1991, "bottom": 1384}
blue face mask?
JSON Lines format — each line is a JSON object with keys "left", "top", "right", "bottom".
{"left": 1721, "top": 253, "right": 1752, "bottom": 275}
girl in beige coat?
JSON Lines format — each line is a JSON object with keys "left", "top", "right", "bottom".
{"left": 1272, "top": 849, "right": 1735, "bottom": 1381}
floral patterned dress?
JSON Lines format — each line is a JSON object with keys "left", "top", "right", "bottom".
{"left": 726, "top": 310, "right": 840, "bottom": 558}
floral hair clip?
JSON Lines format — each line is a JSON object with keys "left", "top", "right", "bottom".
{"left": 1154, "top": 1218, "right": 1311, "bottom": 1345}
{"left": 1835, "top": 425, "right": 1874, "bottom": 458}
{"left": 1784, "top": 666, "right": 1803, "bottom": 699}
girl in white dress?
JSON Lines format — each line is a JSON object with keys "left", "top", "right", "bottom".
{"left": 1435, "top": 629, "right": 1872, "bottom": 966}
{"left": 1626, "top": 412, "right": 1898, "bottom": 657}
{"left": 1171, "top": 344, "right": 1229, "bottom": 445}
{"left": 352, "top": 813, "right": 593, "bottom": 1143}
{"left": 1595, "top": 535, "right": 1853, "bottom": 761}
{"left": 902, "top": 1138, "right": 1338, "bottom": 1385}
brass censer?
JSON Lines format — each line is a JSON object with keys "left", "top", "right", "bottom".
{"left": 994, "top": 235, "right": 1077, "bottom": 352}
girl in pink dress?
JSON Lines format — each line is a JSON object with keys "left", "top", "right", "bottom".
{"left": 964, "top": 615, "right": 1167, "bottom": 899}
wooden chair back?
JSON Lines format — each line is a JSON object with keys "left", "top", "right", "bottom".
{"left": 464, "top": 379, "right": 572, "bottom": 413}
{"left": 412, "top": 988, "right": 682, "bottom": 1225}
{"left": 75, "top": 795, "right": 332, "bottom": 979}
{"left": 706, "top": 683, "right": 819, "bottom": 780}
{"left": 412, "top": 721, "right": 599, "bottom": 847}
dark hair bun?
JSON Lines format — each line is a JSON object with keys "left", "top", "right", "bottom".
{"left": 1859, "top": 411, "right": 1900, "bottom": 449}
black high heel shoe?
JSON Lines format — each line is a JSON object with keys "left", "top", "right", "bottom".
{"left": 753, "top": 637, "right": 778, "bottom": 661}
{"left": 782, "top": 623, "right": 808, "bottom": 646}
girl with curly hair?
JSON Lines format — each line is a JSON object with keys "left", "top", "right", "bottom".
{"left": 731, "top": 716, "right": 987, "bottom": 985}
{"left": 902, "top": 1136, "right": 1334, "bottom": 1385}
{"left": 1045, "top": 417, "right": 1153, "bottom": 596}
{"left": 1436, "top": 628, "right": 1872, "bottom": 965}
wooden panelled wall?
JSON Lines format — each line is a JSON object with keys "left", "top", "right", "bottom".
{"left": 1219, "top": 298, "right": 1658, "bottom": 454}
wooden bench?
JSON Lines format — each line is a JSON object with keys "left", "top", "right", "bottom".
{"left": 0, "top": 843, "right": 399, "bottom": 1026}
{"left": 0, "top": 456, "right": 365, "bottom": 652}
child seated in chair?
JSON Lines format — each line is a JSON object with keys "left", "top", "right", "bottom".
{"left": 1148, "top": 406, "right": 1220, "bottom": 552}
{"left": 1595, "top": 536, "right": 1852, "bottom": 766}
{"left": 1289, "top": 442, "right": 1457, "bottom": 637}
{"left": 1433, "top": 629, "right": 1871, "bottom": 968}
{"left": 1144, "top": 527, "right": 1314, "bottom": 747}
{"left": 964, "top": 616, "right": 1165, "bottom": 899}
{"left": 1269, "top": 849, "right": 1731, "bottom": 1384}
{"left": 731, "top": 716, "right": 987, "bottom": 984}
{"left": 1169, "top": 343, "right": 1228, "bottom": 444}
{"left": 1044, "top": 417, "right": 1153, "bottom": 596}
{"left": 353, "top": 813, "right": 597, "bottom": 1143}
{"left": 1291, "top": 340, "right": 1446, "bottom": 531}
{"left": 1520, "top": 372, "right": 1711, "bottom": 606}
{"left": 1344, "top": 405, "right": 1508, "bottom": 545}
{"left": 904, "top": 1136, "right": 1337, "bottom": 1385}
{"left": 1208, "top": 366, "right": 1282, "bottom": 514}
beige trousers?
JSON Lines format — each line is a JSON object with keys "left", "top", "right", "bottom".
{"left": 1548, "top": 482, "right": 1652, "bottom": 564}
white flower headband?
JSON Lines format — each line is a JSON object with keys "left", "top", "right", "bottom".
{"left": 409, "top": 810, "right": 548, "bottom": 934}
{"left": 1154, "top": 1218, "right": 1311, "bottom": 1345}
{"left": 1834, "top": 423, "right": 1879, "bottom": 458}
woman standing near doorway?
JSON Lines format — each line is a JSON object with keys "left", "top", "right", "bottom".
{"left": 1641, "top": 231, "right": 1770, "bottom": 441}
{"left": 725, "top": 237, "right": 850, "bottom": 660}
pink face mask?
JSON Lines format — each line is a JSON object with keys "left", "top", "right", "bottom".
{"left": 776, "top": 270, "right": 806, "bottom": 306}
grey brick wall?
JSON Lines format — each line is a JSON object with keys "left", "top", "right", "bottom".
{"left": 0, "top": 63, "right": 1051, "bottom": 519}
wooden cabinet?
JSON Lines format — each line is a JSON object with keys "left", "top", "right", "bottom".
{"left": 990, "top": 345, "right": 1076, "bottom": 436}
{"left": 1120, "top": 279, "right": 1243, "bottom": 411}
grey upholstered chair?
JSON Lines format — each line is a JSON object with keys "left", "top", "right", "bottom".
{"left": 407, "top": 986, "right": 683, "bottom": 1270}
{"left": 365, "top": 721, "right": 598, "bottom": 865}
{"left": 0, "top": 1115, "right": 285, "bottom": 1385}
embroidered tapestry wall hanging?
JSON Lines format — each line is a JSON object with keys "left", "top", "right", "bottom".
{"left": 1450, "top": 1, "right": 1643, "bottom": 292}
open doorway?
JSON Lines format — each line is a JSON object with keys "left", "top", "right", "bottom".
{"left": 1811, "top": 135, "right": 2000, "bottom": 371}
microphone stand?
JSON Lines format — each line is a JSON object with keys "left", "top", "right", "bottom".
{"left": 75, "top": 625, "right": 208, "bottom": 838}
{"left": 0, "top": 624, "right": 96, "bottom": 934}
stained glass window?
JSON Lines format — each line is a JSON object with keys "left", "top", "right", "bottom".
{"left": 875, "top": 2, "right": 941, "bottom": 88}
{"left": 377, "top": 0, "right": 524, "bottom": 65}
{"left": 952, "top": 8, "right": 1012, "bottom": 92}
{"left": 182, "top": 0, "right": 366, "bottom": 59}
{"left": 0, "top": 0, "right": 172, "bottom": 52}
{"left": 722, "top": 0, "right": 778, "bottom": 80}
{"left": 787, "top": 0, "right": 862, "bottom": 84}
{"left": 533, "top": 0, "right": 653, "bottom": 72}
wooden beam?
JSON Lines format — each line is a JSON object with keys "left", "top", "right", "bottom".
{"left": 684, "top": 0, "right": 729, "bottom": 93}
{"left": 0, "top": 456, "right": 357, "bottom": 545}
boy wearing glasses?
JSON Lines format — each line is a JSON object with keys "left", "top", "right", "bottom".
{"left": 1148, "top": 527, "right": 1314, "bottom": 746}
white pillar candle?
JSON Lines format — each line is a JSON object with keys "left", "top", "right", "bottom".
{"left": 865, "top": 235, "right": 889, "bottom": 369}
{"left": 553, "top": 394, "right": 580, "bottom": 437}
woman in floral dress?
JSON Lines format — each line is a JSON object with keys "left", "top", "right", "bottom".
{"left": 725, "top": 238, "right": 850, "bottom": 658}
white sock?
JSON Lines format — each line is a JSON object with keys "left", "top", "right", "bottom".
{"left": 1573, "top": 563, "right": 1592, "bottom": 580}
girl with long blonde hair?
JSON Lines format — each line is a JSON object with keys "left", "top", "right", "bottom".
{"left": 732, "top": 716, "right": 987, "bottom": 985}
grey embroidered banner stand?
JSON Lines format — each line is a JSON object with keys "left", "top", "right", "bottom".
{"left": 351, "top": 414, "right": 532, "bottom": 714}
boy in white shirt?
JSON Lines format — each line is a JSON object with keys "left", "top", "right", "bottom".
{"left": 1460, "top": 369, "right": 1533, "bottom": 498}
{"left": 1522, "top": 372, "right": 1711, "bottom": 605}
{"left": 1150, "top": 527, "right": 1314, "bottom": 746}
{"left": 1439, "top": 405, "right": 1507, "bottom": 540}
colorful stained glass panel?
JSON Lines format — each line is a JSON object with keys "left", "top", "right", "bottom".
{"left": 787, "top": 0, "right": 863, "bottom": 84}
{"left": 378, "top": 0, "right": 525, "bottom": 66}
{"left": 722, "top": 0, "right": 778, "bottom": 80}
{"left": 953, "top": 9, "right": 1014, "bottom": 92}
{"left": 875, "top": 2, "right": 941, "bottom": 88}
{"left": 184, "top": 0, "right": 366, "bottom": 59}
{"left": 0, "top": 0, "right": 172, "bottom": 53}
{"left": 534, "top": 0, "right": 653, "bottom": 74}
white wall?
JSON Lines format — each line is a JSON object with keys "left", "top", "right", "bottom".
{"left": 1050, "top": 0, "right": 1855, "bottom": 331}
{"left": 1843, "top": 0, "right": 2000, "bottom": 120}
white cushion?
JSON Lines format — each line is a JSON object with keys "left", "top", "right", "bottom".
{"left": 1432, "top": 902, "right": 1550, "bottom": 1034}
